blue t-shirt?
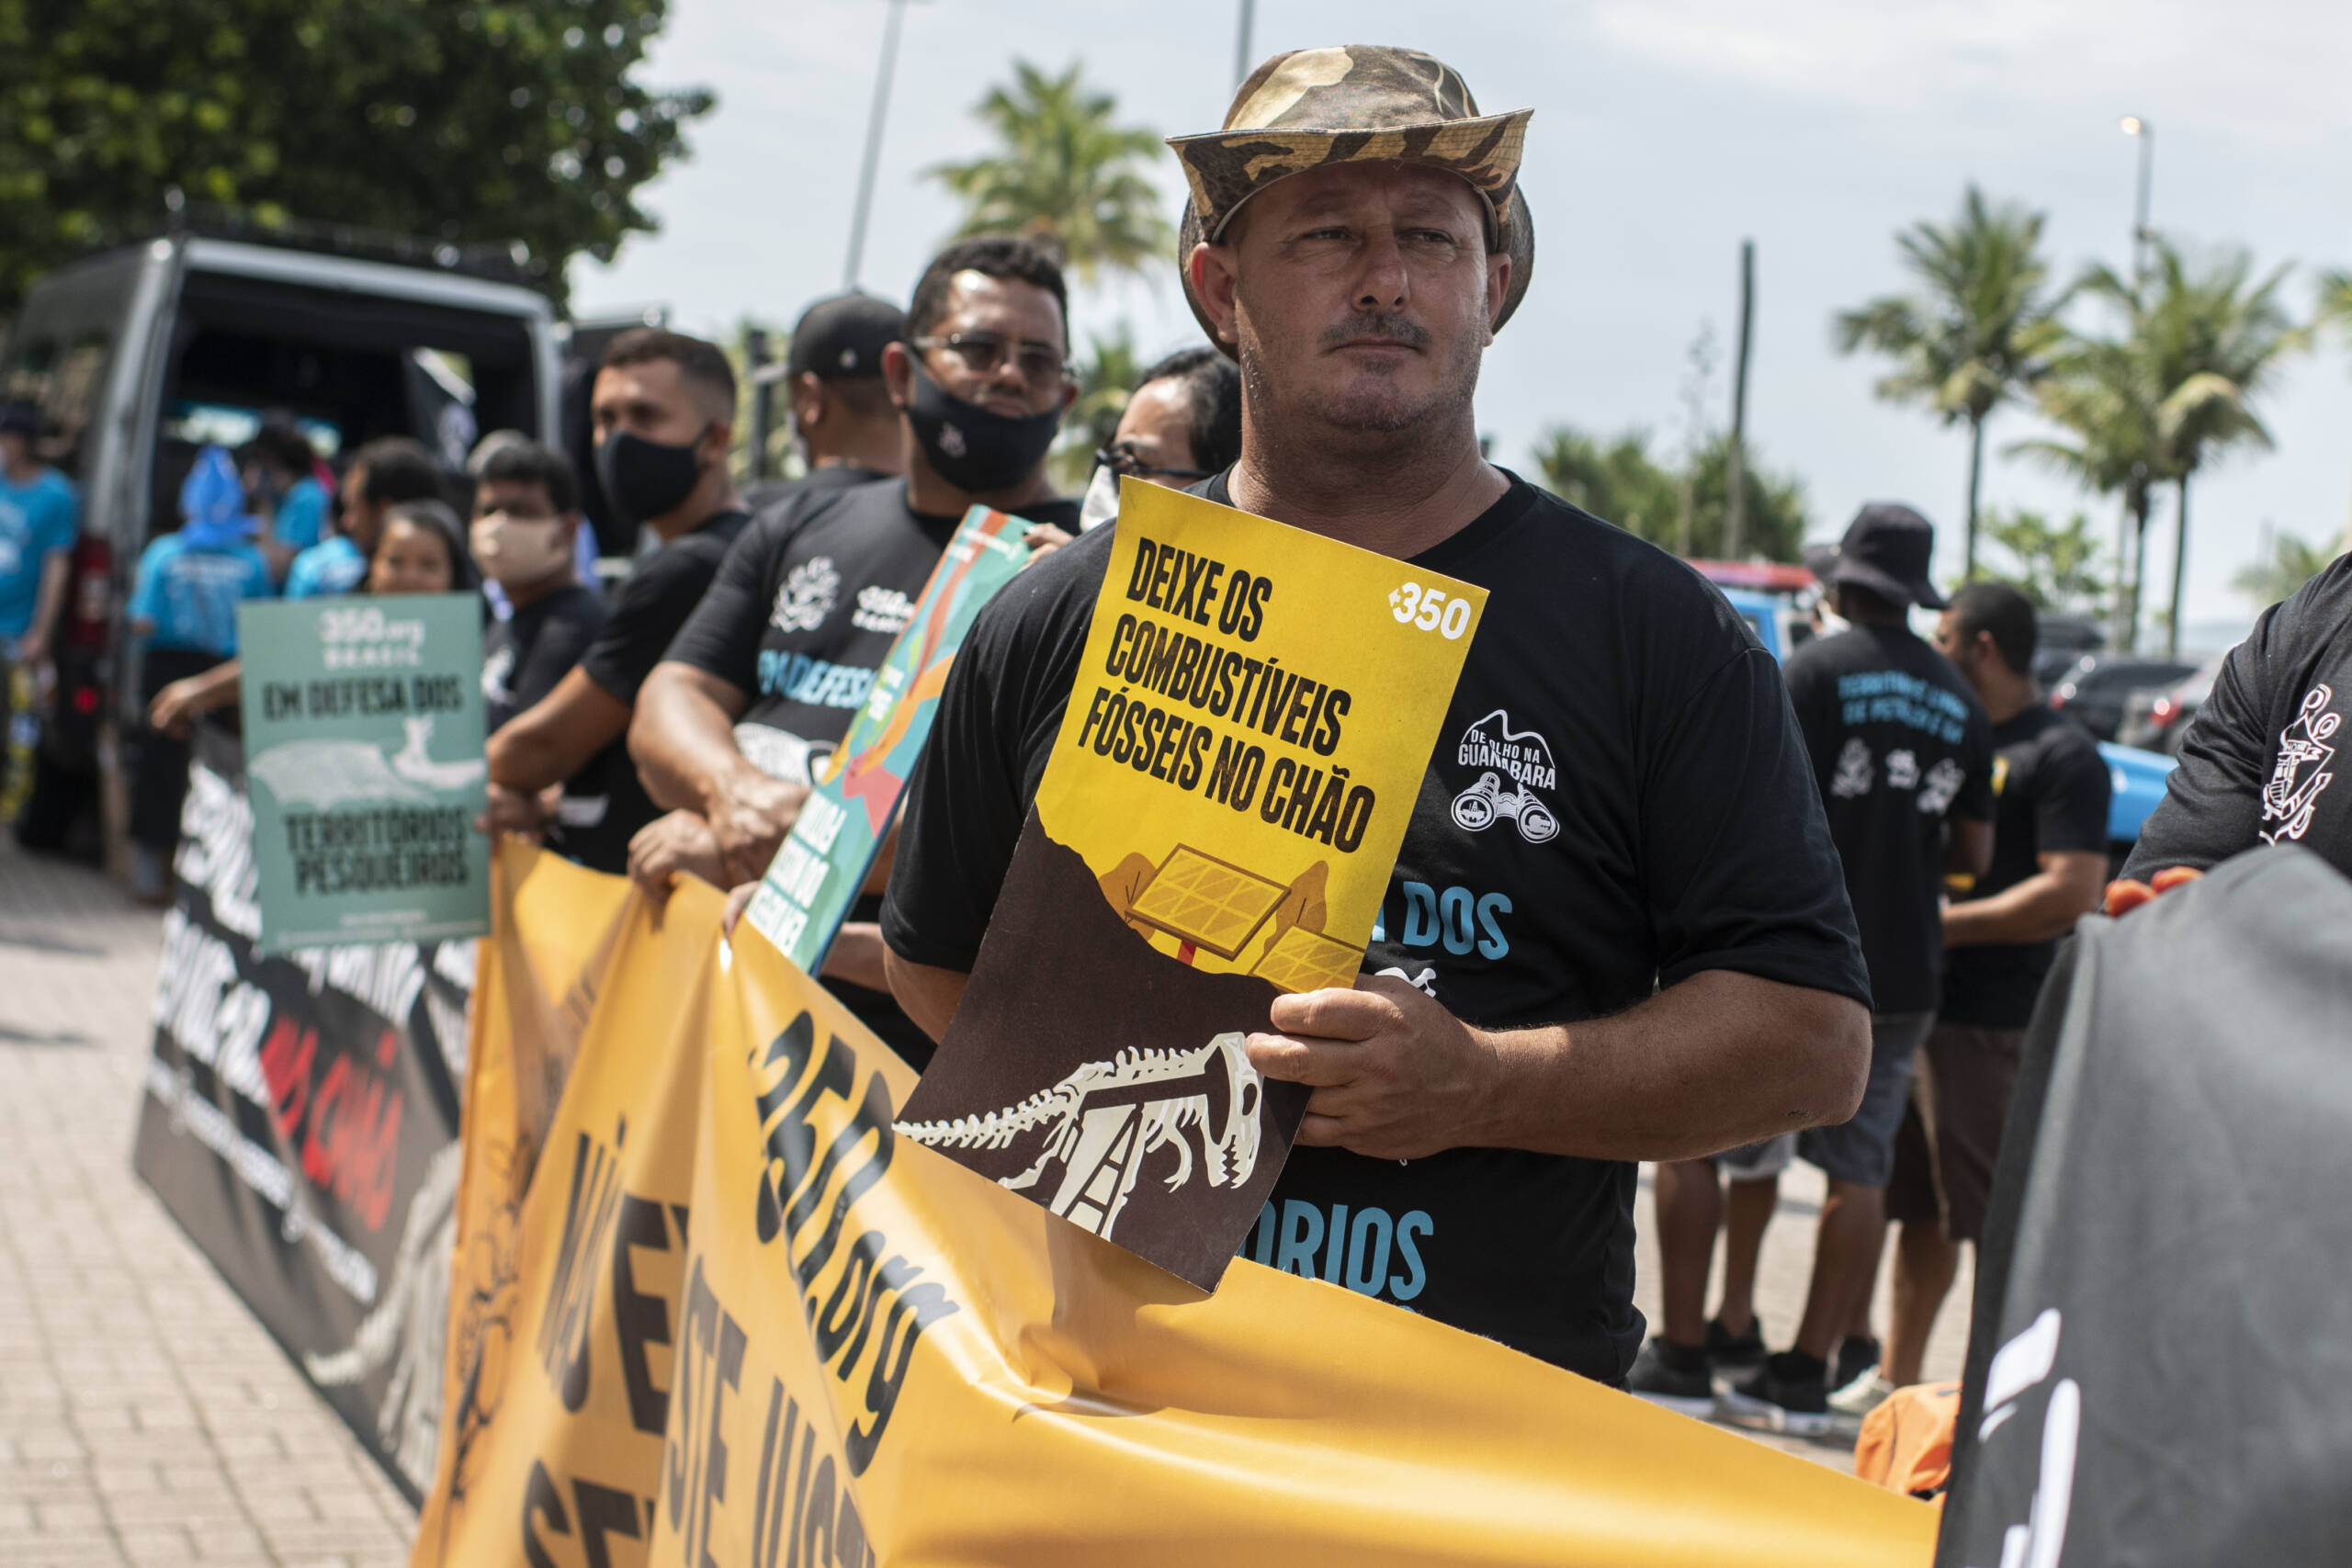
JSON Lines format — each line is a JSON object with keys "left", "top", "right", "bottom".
{"left": 271, "top": 477, "right": 329, "bottom": 552}
{"left": 286, "top": 534, "right": 368, "bottom": 599}
{"left": 0, "top": 467, "right": 80, "bottom": 640}
{"left": 130, "top": 534, "right": 275, "bottom": 658}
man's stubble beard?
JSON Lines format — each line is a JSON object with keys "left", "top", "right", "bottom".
{"left": 1234, "top": 301, "right": 1487, "bottom": 478}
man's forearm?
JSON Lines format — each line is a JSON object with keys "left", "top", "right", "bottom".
{"left": 489, "top": 670, "right": 629, "bottom": 793}
{"left": 1944, "top": 861, "right": 2104, "bottom": 947}
{"left": 25, "top": 554, "right": 69, "bottom": 653}
{"left": 883, "top": 949, "right": 968, "bottom": 1043}
{"left": 1476, "top": 971, "right": 1869, "bottom": 1162}
{"left": 629, "top": 663, "right": 758, "bottom": 813}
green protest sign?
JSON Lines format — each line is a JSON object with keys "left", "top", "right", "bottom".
{"left": 234, "top": 594, "right": 491, "bottom": 953}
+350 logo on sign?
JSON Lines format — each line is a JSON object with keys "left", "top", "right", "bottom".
{"left": 1388, "top": 581, "right": 1473, "bottom": 639}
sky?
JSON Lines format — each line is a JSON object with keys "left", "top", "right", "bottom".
{"left": 571, "top": 0, "right": 2352, "bottom": 653}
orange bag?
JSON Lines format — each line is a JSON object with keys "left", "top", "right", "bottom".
{"left": 1854, "top": 1382, "right": 1961, "bottom": 1504}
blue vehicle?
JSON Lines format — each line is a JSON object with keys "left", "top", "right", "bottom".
{"left": 1723, "top": 585, "right": 2175, "bottom": 861}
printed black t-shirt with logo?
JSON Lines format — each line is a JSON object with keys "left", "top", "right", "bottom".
{"left": 572, "top": 507, "right": 752, "bottom": 873}
{"left": 664, "top": 477, "right": 1080, "bottom": 1065}
{"left": 1781, "top": 623, "right": 1995, "bottom": 1017}
{"left": 1939, "top": 705, "right": 2110, "bottom": 1029}
{"left": 483, "top": 583, "right": 633, "bottom": 874}
{"left": 880, "top": 472, "right": 1869, "bottom": 1383}
{"left": 2126, "top": 551, "right": 2352, "bottom": 885}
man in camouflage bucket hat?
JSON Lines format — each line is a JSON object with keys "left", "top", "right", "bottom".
{"left": 881, "top": 46, "right": 1871, "bottom": 1388}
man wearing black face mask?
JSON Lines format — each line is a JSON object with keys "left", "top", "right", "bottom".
{"left": 486, "top": 328, "right": 751, "bottom": 877}
{"left": 632, "top": 235, "right": 1081, "bottom": 1064}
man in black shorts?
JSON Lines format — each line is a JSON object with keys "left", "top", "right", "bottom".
{"left": 1867, "top": 583, "right": 2109, "bottom": 1394}
{"left": 1689, "top": 506, "right": 1993, "bottom": 1433}
{"left": 485, "top": 329, "right": 751, "bottom": 877}
{"left": 876, "top": 46, "right": 1872, "bottom": 1385}
{"left": 630, "top": 236, "right": 1082, "bottom": 1062}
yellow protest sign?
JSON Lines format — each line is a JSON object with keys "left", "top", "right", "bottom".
{"left": 415, "top": 844, "right": 1936, "bottom": 1566}
{"left": 895, "top": 480, "right": 1488, "bottom": 1287}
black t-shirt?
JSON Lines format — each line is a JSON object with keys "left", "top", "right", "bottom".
{"left": 2125, "top": 552, "right": 2352, "bottom": 883}
{"left": 667, "top": 477, "right": 1081, "bottom": 1067}
{"left": 484, "top": 583, "right": 606, "bottom": 733}
{"left": 1939, "top": 705, "right": 2110, "bottom": 1029}
{"left": 881, "top": 472, "right": 1869, "bottom": 1382}
{"left": 571, "top": 508, "right": 752, "bottom": 872}
{"left": 484, "top": 584, "right": 633, "bottom": 875}
{"left": 1783, "top": 624, "right": 1995, "bottom": 1016}
{"left": 740, "top": 462, "right": 888, "bottom": 518}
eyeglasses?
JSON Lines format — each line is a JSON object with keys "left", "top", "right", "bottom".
{"left": 1094, "top": 445, "right": 1216, "bottom": 483}
{"left": 911, "top": 332, "right": 1073, "bottom": 388}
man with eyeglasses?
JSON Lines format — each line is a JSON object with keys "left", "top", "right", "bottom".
{"left": 1075, "top": 346, "right": 1245, "bottom": 530}
{"left": 630, "top": 234, "right": 1081, "bottom": 1064}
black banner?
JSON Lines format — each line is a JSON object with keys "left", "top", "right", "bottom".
{"left": 1940, "top": 847, "right": 2352, "bottom": 1565}
{"left": 132, "top": 722, "right": 469, "bottom": 1502}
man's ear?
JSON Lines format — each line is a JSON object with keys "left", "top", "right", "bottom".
{"left": 1486, "top": 249, "right": 1512, "bottom": 339}
{"left": 881, "top": 342, "right": 914, "bottom": 411}
{"left": 699, "top": 418, "right": 734, "bottom": 468}
{"left": 790, "top": 371, "right": 827, "bottom": 431}
{"left": 1190, "top": 243, "right": 1242, "bottom": 347}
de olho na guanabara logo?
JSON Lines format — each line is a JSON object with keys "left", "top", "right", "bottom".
{"left": 895, "top": 479, "right": 1484, "bottom": 1291}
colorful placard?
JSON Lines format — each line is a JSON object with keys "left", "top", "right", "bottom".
{"left": 744, "top": 506, "right": 1032, "bottom": 972}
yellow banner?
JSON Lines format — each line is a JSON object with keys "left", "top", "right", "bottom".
{"left": 414, "top": 844, "right": 1934, "bottom": 1565}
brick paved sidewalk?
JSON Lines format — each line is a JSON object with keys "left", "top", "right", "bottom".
{"left": 0, "top": 838, "right": 414, "bottom": 1568}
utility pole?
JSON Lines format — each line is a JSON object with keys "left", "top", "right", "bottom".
{"left": 843, "top": 0, "right": 914, "bottom": 288}
{"left": 2117, "top": 116, "right": 2154, "bottom": 652}
{"left": 1235, "top": 0, "right": 1257, "bottom": 85}
{"left": 1722, "top": 240, "right": 1755, "bottom": 561}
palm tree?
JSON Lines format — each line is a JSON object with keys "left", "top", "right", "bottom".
{"left": 1835, "top": 186, "right": 2062, "bottom": 578}
{"left": 2313, "top": 269, "right": 2352, "bottom": 554}
{"left": 2233, "top": 526, "right": 2336, "bottom": 610}
{"left": 2073, "top": 246, "right": 2309, "bottom": 656}
{"left": 927, "top": 61, "right": 1173, "bottom": 287}
{"left": 2011, "top": 334, "right": 2164, "bottom": 649}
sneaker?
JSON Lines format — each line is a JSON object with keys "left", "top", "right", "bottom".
{"left": 1717, "top": 1351, "right": 1833, "bottom": 1436}
{"left": 1828, "top": 1368, "right": 1899, "bottom": 1418}
{"left": 1706, "top": 1316, "right": 1768, "bottom": 1371}
{"left": 1626, "top": 1337, "right": 1716, "bottom": 1418}
{"left": 1833, "top": 1334, "right": 1881, "bottom": 1393}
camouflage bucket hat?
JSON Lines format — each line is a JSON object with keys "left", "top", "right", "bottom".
{"left": 1169, "top": 45, "right": 1535, "bottom": 355}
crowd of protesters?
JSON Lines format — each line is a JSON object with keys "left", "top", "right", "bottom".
{"left": 7, "top": 40, "right": 2346, "bottom": 1450}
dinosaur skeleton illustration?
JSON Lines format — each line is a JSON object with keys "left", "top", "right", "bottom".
{"left": 896, "top": 1032, "right": 1262, "bottom": 1241}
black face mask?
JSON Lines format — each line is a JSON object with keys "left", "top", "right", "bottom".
{"left": 904, "top": 358, "right": 1063, "bottom": 494}
{"left": 595, "top": 427, "right": 706, "bottom": 528}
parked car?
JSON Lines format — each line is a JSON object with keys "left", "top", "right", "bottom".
{"left": 2, "top": 228, "right": 560, "bottom": 865}
{"left": 2030, "top": 613, "right": 2106, "bottom": 687}
{"left": 2046, "top": 655, "right": 2199, "bottom": 742}
{"left": 2116, "top": 653, "right": 2227, "bottom": 756}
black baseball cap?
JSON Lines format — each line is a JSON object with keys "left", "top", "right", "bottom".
{"left": 0, "top": 402, "right": 40, "bottom": 437}
{"left": 786, "top": 291, "right": 905, "bottom": 382}
{"left": 1805, "top": 502, "right": 1949, "bottom": 610}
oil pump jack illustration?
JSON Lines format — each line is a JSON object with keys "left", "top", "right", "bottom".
{"left": 895, "top": 1033, "right": 1264, "bottom": 1243}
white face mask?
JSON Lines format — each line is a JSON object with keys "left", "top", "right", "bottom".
{"left": 1078, "top": 463, "right": 1121, "bottom": 532}
{"left": 470, "top": 513, "right": 573, "bottom": 591}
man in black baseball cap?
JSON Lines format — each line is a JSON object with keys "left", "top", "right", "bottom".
{"left": 742, "top": 291, "right": 907, "bottom": 513}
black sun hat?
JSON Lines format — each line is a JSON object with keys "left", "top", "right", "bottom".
{"left": 1166, "top": 45, "right": 1535, "bottom": 356}
{"left": 1806, "top": 503, "right": 1950, "bottom": 611}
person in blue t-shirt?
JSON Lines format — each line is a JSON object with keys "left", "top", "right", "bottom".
{"left": 0, "top": 400, "right": 79, "bottom": 806}
{"left": 285, "top": 436, "right": 443, "bottom": 599}
{"left": 125, "top": 446, "right": 275, "bottom": 900}
{"left": 240, "top": 417, "right": 330, "bottom": 582}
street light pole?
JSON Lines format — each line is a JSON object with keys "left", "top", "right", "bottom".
{"left": 1722, "top": 239, "right": 1756, "bottom": 562}
{"left": 1235, "top": 0, "right": 1257, "bottom": 85}
{"left": 843, "top": 0, "right": 913, "bottom": 289}
{"left": 2120, "top": 116, "right": 2154, "bottom": 286}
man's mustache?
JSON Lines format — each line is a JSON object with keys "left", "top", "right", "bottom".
{"left": 1321, "top": 312, "right": 1430, "bottom": 351}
